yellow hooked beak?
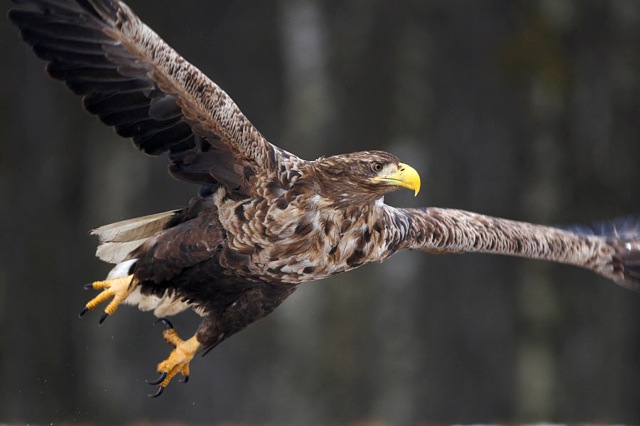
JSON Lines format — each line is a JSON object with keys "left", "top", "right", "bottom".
{"left": 373, "top": 162, "right": 421, "bottom": 196}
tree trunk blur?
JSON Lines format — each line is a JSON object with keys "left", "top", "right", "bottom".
{"left": 2, "top": 0, "right": 639, "bottom": 423}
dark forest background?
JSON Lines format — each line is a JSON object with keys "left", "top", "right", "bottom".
{"left": 2, "top": 0, "right": 640, "bottom": 424}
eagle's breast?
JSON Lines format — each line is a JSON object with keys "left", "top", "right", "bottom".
{"left": 215, "top": 186, "right": 391, "bottom": 284}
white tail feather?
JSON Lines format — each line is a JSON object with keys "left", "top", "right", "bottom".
{"left": 96, "top": 239, "right": 148, "bottom": 263}
{"left": 92, "top": 210, "right": 178, "bottom": 264}
{"left": 91, "top": 211, "right": 178, "bottom": 243}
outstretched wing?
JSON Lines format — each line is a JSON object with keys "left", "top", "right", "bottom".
{"left": 386, "top": 207, "right": 640, "bottom": 292}
{"left": 9, "top": 0, "right": 287, "bottom": 195}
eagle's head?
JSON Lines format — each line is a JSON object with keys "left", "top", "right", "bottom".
{"left": 312, "top": 151, "right": 421, "bottom": 206}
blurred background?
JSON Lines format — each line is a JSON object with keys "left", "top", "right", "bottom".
{"left": 2, "top": 0, "right": 640, "bottom": 424}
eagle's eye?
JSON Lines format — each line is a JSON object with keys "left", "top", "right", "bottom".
{"left": 371, "top": 162, "right": 384, "bottom": 172}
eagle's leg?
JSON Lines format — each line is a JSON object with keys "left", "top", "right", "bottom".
{"left": 147, "top": 318, "right": 201, "bottom": 398}
{"left": 79, "top": 274, "right": 138, "bottom": 324}
{"left": 146, "top": 282, "right": 297, "bottom": 397}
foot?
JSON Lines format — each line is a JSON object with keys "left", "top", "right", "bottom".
{"left": 147, "top": 318, "right": 201, "bottom": 397}
{"left": 79, "top": 274, "right": 137, "bottom": 324}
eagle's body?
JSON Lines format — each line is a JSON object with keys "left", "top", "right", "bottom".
{"left": 9, "top": 0, "right": 640, "bottom": 396}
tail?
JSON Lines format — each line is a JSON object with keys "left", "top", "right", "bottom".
{"left": 563, "top": 216, "right": 640, "bottom": 292}
{"left": 92, "top": 210, "right": 197, "bottom": 317}
{"left": 91, "top": 210, "right": 179, "bottom": 264}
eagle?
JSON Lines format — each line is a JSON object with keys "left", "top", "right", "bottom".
{"left": 9, "top": 0, "right": 640, "bottom": 397}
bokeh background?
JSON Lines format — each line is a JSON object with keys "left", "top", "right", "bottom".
{"left": 2, "top": 0, "right": 640, "bottom": 424}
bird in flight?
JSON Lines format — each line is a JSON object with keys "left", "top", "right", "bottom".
{"left": 9, "top": 0, "right": 640, "bottom": 397}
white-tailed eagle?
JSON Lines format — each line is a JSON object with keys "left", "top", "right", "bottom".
{"left": 9, "top": 0, "right": 640, "bottom": 397}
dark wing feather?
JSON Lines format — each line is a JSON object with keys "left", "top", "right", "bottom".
{"left": 9, "top": 0, "right": 287, "bottom": 194}
{"left": 561, "top": 215, "right": 640, "bottom": 290}
{"left": 561, "top": 215, "right": 640, "bottom": 240}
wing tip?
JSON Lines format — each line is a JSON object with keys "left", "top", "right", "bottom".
{"left": 615, "top": 240, "right": 640, "bottom": 293}
{"left": 561, "top": 215, "right": 640, "bottom": 292}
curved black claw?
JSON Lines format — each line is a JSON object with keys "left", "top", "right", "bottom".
{"left": 148, "top": 386, "right": 165, "bottom": 398}
{"left": 179, "top": 375, "right": 189, "bottom": 384}
{"left": 154, "top": 318, "right": 174, "bottom": 330}
{"left": 98, "top": 312, "right": 109, "bottom": 325}
{"left": 79, "top": 307, "right": 89, "bottom": 318}
{"left": 83, "top": 283, "right": 95, "bottom": 290}
{"left": 146, "top": 372, "right": 167, "bottom": 386}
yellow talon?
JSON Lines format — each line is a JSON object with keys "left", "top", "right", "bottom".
{"left": 80, "top": 274, "right": 137, "bottom": 323}
{"left": 147, "top": 323, "right": 201, "bottom": 397}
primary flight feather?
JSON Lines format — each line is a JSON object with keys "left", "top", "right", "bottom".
{"left": 9, "top": 0, "right": 640, "bottom": 397}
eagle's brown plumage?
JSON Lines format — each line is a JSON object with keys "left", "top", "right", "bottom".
{"left": 9, "top": 0, "right": 640, "bottom": 396}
